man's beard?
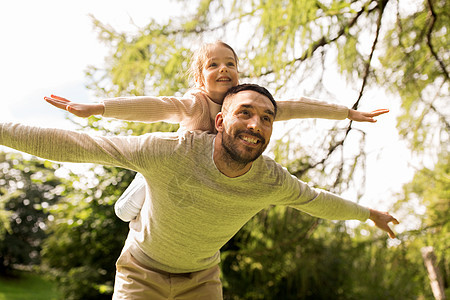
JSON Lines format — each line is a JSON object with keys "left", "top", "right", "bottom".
{"left": 221, "top": 129, "right": 268, "bottom": 165}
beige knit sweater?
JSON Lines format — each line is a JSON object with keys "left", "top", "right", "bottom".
{"left": 102, "top": 88, "right": 349, "bottom": 132}
{"left": 0, "top": 126, "right": 369, "bottom": 273}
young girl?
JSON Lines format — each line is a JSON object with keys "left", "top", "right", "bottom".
{"left": 45, "top": 41, "right": 388, "bottom": 222}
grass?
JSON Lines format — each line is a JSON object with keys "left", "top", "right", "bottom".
{"left": 0, "top": 270, "right": 61, "bottom": 300}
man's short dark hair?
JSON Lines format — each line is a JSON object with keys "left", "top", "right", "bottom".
{"left": 223, "top": 83, "right": 277, "bottom": 116}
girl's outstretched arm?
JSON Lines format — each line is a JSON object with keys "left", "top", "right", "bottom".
{"left": 347, "top": 109, "right": 389, "bottom": 122}
{"left": 45, "top": 95, "right": 104, "bottom": 117}
{"left": 44, "top": 91, "right": 212, "bottom": 130}
{"left": 276, "top": 96, "right": 389, "bottom": 122}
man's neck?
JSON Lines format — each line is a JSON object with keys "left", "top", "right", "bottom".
{"left": 213, "top": 137, "right": 252, "bottom": 178}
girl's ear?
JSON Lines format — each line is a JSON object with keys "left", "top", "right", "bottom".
{"left": 215, "top": 112, "right": 224, "bottom": 132}
{"left": 195, "top": 74, "right": 203, "bottom": 87}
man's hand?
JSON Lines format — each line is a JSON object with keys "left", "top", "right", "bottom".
{"left": 348, "top": 109, "right": 389, "bottom": 123}
{"left": 44, "top": 95, "right": 104, "bottom": 117}
{"left": 369, "top": 209, "right": 399, "bottom": 239}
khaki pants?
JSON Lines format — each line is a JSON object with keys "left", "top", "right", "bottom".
{"left": 113, "top": 249, "right": 223, "bottom": 299}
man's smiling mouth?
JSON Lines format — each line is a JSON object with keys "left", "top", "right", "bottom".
{"left": 240, "top": 135, "right": 260, "bottom": 145}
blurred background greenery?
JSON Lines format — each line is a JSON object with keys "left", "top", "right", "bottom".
{"left": 1, "top": 0, "right": 448, "bottom": 299}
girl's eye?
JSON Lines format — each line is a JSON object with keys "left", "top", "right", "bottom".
{"left": 227, "top": 62, "right": 235, "bottom": 67}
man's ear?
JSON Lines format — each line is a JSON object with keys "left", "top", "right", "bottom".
{"left": 215, "top": 112, "right": 224, "bottom": 132}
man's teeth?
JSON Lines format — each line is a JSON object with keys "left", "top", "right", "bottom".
{"left": 241, "top": 136, "right": 258, "bottom": 144}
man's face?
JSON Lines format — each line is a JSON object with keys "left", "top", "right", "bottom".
{"left": 217, "top": 90, "right": 275, "bottom": 164}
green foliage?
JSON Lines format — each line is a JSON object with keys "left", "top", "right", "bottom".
{"left": 86, "top": 16, "right": 191, "bottom": 98}
{"left": 408, "top": 152, "right": 450, "bottom": 230}
{"left": 0, "top": 195, "right": 12, "bottom": 238}
{"left": 379, "top": 0, "right": 449, "bottom": 153}
{"left": 396, "top": 150, "right": 450, "bottom": 296}
{"left": 221, "top": 206, "right": 428, "bottom": 299}
{"left": 40, "top": 165, "right": 133, "bottom": 299}
{"left": 347, "top": 234, "right": 432, "bottom": 299}
{"left": 181, "top": 0, "right": 215, "bottom": 31}
{"left": 248, "top": 0, "right": 321, "bottom": 74}
{"left": 0, "top": 152, "right": 63, "bottom": 274}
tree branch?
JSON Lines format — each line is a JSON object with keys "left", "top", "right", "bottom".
{"left": 250, "top": 0, "right": 374, "bottom": 78}
{"left": 265, "top": 1, "right": 385, "bottom": 181}
{"left": 411, "top": 80, "right": 450, "bottom": 133}
{"left": 328, "top": 1, "right": 387, "bottom": 191}
{"left": 290, "top": 128, "right": 366, "bottom": 180}
{"left": 351, "top": 0, "right": 388, "bottom": 110}
{"left": 426, "top": 0, "right": 450, "bottom": 81}
{"left": 430, "top": 104, "right": 450, "bottom": 130}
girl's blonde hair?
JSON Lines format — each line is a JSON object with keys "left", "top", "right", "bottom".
{"left": 188, "top": 41, "right": 239, "bottom": 87}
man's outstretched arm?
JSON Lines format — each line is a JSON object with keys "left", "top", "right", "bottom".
{"left": 274, "top": 165, "right": 399, "bottom": 239}
{"left": 0, "top": 122, "right": 154, "bottom": 172}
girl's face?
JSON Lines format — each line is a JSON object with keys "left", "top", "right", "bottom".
{"left": 200, "top": 44, "right": 239, "bottom": 104}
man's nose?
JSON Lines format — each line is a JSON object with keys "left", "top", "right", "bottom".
{"left": 247, "top": 116, "right": 261, "bottom": 132}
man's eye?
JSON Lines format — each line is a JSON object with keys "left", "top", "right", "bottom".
{"left": 264, "top": 116, "right": 274, "bottom": 124}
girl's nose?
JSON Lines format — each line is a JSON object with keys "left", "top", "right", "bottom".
{"left": 219, "top": 65, "right": 228, "bottom": 72}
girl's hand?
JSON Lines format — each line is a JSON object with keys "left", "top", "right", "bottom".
{"left": 44, "top": 95, "right": 104, "bottom": 117}
{"left": 369, "top": 209, "right": 399, "bottom": 239}
{"left": 348, "top": 109, "right": 389, "bottom": 122}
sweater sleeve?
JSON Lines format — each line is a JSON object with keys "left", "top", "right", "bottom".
{"left": 268, "top": 160, "right": 369, "bottom": 222}
{"left": 276, "top": 96, "right": 349, "bottom": 121}
{"left": 102, "top": 95, "right": 204, "bottom": 124}
{"left": 0, "top": 123, "right": 163, "bottom": 173}
{"left": 290, "top": 189, "right": 370, "bottom": 222}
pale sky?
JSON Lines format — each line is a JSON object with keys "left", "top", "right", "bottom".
{"left": 0, "top": 0, "right": 181, "bottom": 126}
{"left": 0, "top": 0, "right": 418, "bottom": 232}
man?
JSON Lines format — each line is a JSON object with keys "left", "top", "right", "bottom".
{"left": 0, "top": 84, "right": 398, "bottom": 299}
